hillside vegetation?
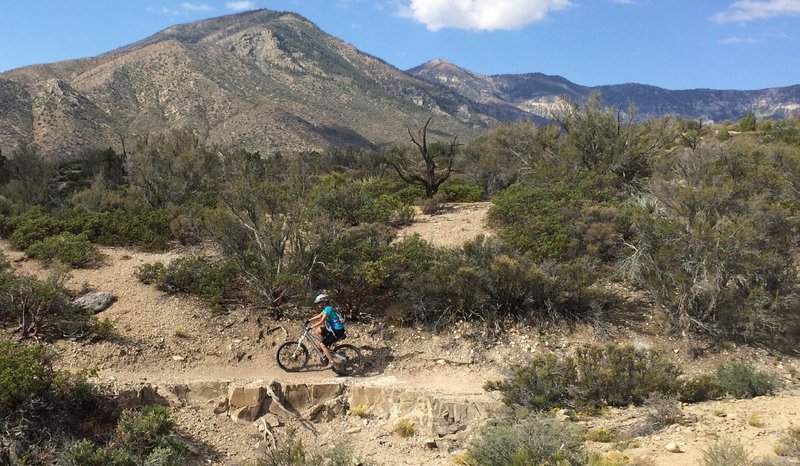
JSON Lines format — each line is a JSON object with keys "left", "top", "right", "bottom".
{"left": 1, "top": 98, "right": 800, "bottom": 464}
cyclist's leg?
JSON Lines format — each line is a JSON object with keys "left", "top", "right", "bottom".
{"left": 319, "top": 328, "right": 335, "bottom": 364}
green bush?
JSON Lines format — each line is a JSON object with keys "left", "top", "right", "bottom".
{"left": 7, "top": 210, "right": 65, "bottom": 250}
{"left": 63, "top": 440, "right": 136, "bottom": 466}
{"left": 135, "top": 262, "right": 167, "bottom": 285}
{"left": 439, "top": 179, "right": 486, "bottom": 202}
{"left": 466, "top": 415, "right": 586, "bottom": 466}
{"left": 485, "top": 344, "right": 680, "bottom": 412}
{"left": 574, "top": 344, "right": 680, "bottom": 408}
{"left": 26, "top": 232, "right": 104, "bottom": 268}
{"left": 487, "top": 174, "right": 614, "bottom": 261}
{"left": 0, "top": 270, "right": 75, "bottom": 339}
{"left": 67, "top": 207, "right": 172, "bottom": 252}
{"left": 0, "top": 341, "right": 56, "bottom": 411}
{"left": 678, "top": 375, "right": 725, "bottom": 403}
{"left": 356, "top": 193, "right": 415, "bottom": 226}
{"left": 484, "top": 353, "right": 576, "bottom": 411}
{"left": 255, "top": 439, "right": 367, "bottom": 466}
{"left": 146, "top": 256, "right": 240, "bottom": 311}
{"left": 415, "top": 237, "right": 603, "bottom": 326}
{"left": 714, "top": 362, "right": 778, "bottom": 398}
{"left": 118, "top": 406, "right": 187, "bottom": 459}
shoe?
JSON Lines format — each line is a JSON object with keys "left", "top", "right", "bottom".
{"left": 320, "top": 357, "right": 329, "bottom": 365}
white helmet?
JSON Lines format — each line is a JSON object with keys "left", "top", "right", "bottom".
{"left": 314, "top": 294, "right": 329, "bottom": 304}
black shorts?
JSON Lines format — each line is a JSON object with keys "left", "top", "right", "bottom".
{"left": 321, "top": 327, "right": 345, "bottom": 347}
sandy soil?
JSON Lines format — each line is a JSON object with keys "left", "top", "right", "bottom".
{"left": 2, "top": 202, "right": 800, "bottom": 465}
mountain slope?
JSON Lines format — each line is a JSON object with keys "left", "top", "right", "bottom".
{"left": 0, "top": 10, "right": 491, "bottom": 157}
{"left": 409, "top": 59, "right": 800, "bottom": 122}
{"left": 2, "top": 10, "right": 799, "bottom": 158}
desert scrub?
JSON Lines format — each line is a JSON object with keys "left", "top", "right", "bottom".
{"left": 775, "top": 426, "right": 800, "bottom": 458}
{"left": 585, "top": 427, "right": 617, "bottom": 443}
{"left": 26, "top": 232, "right": 104, "bottom": 268}
{"left": 714, "top": 362, "right": 778, "bottom": 398}
{"left": 136, "top": 256, "right": 240, "bottom": 312}
{"left": 485, "top": 344, "right": 680, "bottom": 412}
{"left": 701, "top": 438, "right": 752, "bottom": 466}
{"left": 466, "top": 415, "right": 586, "bottom": 466}
{"left": 393, "top": 419, "right": 416, "bottom": 437}
{"left": 677, "top": 374, "right": 725, "bottom": 403}
{"left": 349, "top": 404, "right": 371, "bottom": 418}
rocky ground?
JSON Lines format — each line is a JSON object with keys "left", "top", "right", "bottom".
{"left": 2, "top": 202, "right": 799, "bottom": 465}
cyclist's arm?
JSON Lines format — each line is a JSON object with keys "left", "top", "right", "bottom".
{"left": 309, "top": 312, "right": 326, "bottom": 328}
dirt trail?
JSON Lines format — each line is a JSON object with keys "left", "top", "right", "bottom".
{"left": 2, "top": 202, "right": 800, "bottom": 465}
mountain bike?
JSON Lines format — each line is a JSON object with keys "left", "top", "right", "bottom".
{"left": 276, "top": 321, "right": 363, "bottom": 376}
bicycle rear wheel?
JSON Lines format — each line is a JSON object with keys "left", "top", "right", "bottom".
{"left": 276, "top": 341, "right": 309, "bottom": 372}
{"left": 330, "top": 344, "right": 363, "bottom": 376}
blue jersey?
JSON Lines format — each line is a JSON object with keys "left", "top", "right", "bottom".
{"left": 323, "top": 305, "right": 345, "bottom": 331}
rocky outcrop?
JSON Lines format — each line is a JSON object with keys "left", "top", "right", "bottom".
{"left": 132, "top": 379, "right": 509, "bottom": 449}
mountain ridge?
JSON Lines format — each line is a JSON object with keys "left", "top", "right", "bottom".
{"left": 1, "top": 10, "right": 798, "bottom": 158}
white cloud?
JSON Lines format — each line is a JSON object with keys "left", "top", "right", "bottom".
{"left": 400, "top": 0, "right": 572, "bottom": 31}
{"left": 611, "top": 0, "right": 635, "bottom": 4}
{"left": 720, "top": 35, "right": 763, "bottom": 44}
{"left": 180, "top": 2, "right": 213, "bottom": 11}
{"left": 227, "top": 1, "right": 256, "bottom": 11}
{"left": 712, "top": 0, "right": 800, "bottom": 23}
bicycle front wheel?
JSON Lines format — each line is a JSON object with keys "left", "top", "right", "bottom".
{"left": 330, "top": 344, "right": 363, "bottom": 376}
{"left": 276, "top": 341, "right": 309, "bottom": 372}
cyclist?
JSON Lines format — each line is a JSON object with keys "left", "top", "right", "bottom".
{"left": 308, "top": 294, "right": 345, "bottom": 369}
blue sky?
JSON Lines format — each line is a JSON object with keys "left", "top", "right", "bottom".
{"left": 1, "top": 0, "right": 798, "bottom": 90}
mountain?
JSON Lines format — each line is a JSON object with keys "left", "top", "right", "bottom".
{"left": 0, "top": 10, "right": 496, "bottom": 158}
{"left": 1, "top": 11, "right": 799, "bottom": 158}
{"left": 409, "top": 59, "right": 800, "bottom": 122}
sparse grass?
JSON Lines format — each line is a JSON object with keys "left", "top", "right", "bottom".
{"left": 394, "top": 419, "right": 416, "bottom": 437}
{"left": 174, "top": 327, "right": 189, "bottom": 338}
{"left": 748, "top": 412, "right": 765, "bottom": 428}
{"left": 586, "top": 452, "right": 630, "bottom": 466}
{"left": 585, "top": 427, "right": 617, "bottom": 443}
{"left": 349, "top": 404, "right": 371, "bottom": 418}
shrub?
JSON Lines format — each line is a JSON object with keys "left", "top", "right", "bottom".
{"left": 485, "top": 344, "right": 680, "bottom": 412}
{"left": 678, "top": 375, "right": 725, "bottom": 403}
{"left": 117, "top": 406, "right": 187, "bottom": 460}
{"left": 439, "top": 179, "right": 486, "bottom": 202}
{"left": 484, "top": 352, "right": 576, "bottom": 411}
{"left": 254, "top": 439, "right": 368, "bottom": 466}
{"left": 146, "top": 256, "right": 240, "bottom": 311}
{"left": 134, "top": 262, "right": 167, "bottom": 285}
{"left": 67, "top": 207, "right": 172, "bottom": 252}
{"left": 26, "top": 232, "right": 104, "bottom": 268}
{"left": 573, "top": 344, "right": 680, "bottom": 408}
{"left": 714, "top": 362, "right": 778, "bottom": 398}
{"left": 421, "top": 193, "right": 446, "bottom": 215}
{"left": 701, "top": 439, "right": 752, "bottom": 466}
{"left": 356, "top": 193, "right": 415, "bottom": 226}
{"left": 775, "top": 426, "right": 800, "bottom": 458}
{"left": 0, "top": 341, "right": 56, "bottom": 411}
{"left": 0, "top": 270, "right": 76, "bottom": 339}
{"left": 63, "top": 440, "right": 136, "bottom": 466}
{"left": 585, "top": 428, "right": 617, "bottom": 443}
{"left": 466, "top": 415, "right": 586, "bottom": 466}
{"left": 393, "top": 418, "right": 416, "bottom": 437}
{"left": 8, "top": 210, "right": 65, "bottom": 250}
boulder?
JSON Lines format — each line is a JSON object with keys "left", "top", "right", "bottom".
{"left": 72, "top": 292, "right": 117, "bottom": 313}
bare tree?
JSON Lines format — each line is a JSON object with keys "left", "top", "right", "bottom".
{"left": 389, "top": 116, "right": 460, "bottom": 198}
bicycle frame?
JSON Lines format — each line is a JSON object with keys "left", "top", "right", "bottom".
{"left": 294, "top": 325, "right": 329, "bottom": 362}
